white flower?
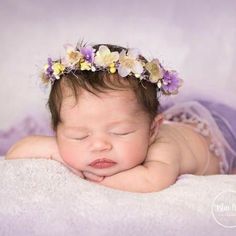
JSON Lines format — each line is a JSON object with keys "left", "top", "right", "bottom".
{"left": 118, "top": 49, "right": 143, "bottom": 77}
{"left": 145, "top": 59, "right": 164, "bottom": 83}
{"left": 94, "top": 45, "right": 119, "bottom": 68}
{"left": 63, "top": 44, "right": 82, "bottom": 66}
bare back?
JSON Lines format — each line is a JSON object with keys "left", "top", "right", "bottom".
{"left": 145, "top": 121, "right": 220, "bottom": 175}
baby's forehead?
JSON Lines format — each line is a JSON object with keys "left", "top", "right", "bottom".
{"left": 59, "top": 88, "right": 147, "bottom": 121}
{"left": 61, "top": 87, "right": 138, "bottom": 106}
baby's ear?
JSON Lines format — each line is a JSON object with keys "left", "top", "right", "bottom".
{"left": 149, "top": 113, "right": 164, "bottom": 145}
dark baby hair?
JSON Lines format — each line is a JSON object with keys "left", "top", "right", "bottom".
{"left": 47, "top": 44, "right": 159, "bottom": 131}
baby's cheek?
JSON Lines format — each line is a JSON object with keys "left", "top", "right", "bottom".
{"left": 121, "top": 142, "right": 147, "bottom": 166}
{"left": 59, "top": 146, "right": 79, "bottom": 169}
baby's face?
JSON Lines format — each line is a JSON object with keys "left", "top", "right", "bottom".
{"left": 56, "top": 88, "right": 155, "bottom": 177}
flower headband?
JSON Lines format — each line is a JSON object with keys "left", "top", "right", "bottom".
{"left": 41, "top": 42, "right": 183, "bottom": 96}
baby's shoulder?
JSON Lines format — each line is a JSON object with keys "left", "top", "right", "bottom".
{"left": 146, "top": 121, "right": 208, "bottom": 174}
{"left": 145, "top": 123, "right": 182, "bottom": 165}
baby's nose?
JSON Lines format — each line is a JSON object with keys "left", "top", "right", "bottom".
{"left": 90, "top": 136, "right": 112, "bottom": 152}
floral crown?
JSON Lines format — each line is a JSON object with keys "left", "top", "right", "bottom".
{"left": 41, "top": 42, "right": 183, "bottom": 96}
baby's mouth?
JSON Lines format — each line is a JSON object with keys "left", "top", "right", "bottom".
{"left": 89, "top": 158, "right": 117, "bottom": 169}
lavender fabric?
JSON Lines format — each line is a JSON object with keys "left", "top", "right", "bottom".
{"left": 160, "top": 99, "right": 236, "bottom": 173}
{"left": 196, "top": 100, "right": 236, "bottom": 149}
{"left": 197, "top": 100, "right": 236, "bottom": 172}
{"left": 0, "top": 115, "right": 53, "bottom": 156}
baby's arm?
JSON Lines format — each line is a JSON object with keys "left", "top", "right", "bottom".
{"left": 84, "top": 161, "right": 179, "bottom": 193}
{"left": 6, "top": 135, "right": 59, "bottom": 160}
{"left": 83, "top": 139, "right": 181, "bottom": 193}
{"left": 6, "top": 136, "right": 84, "bottom": 177}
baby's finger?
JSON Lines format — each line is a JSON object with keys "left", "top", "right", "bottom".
{"left": 83, "top": 171, "right": 104, "bottom": 182}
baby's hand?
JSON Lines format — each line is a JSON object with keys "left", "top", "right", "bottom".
{"left": 82, "top": 171, "right": 105, "bottom": 182}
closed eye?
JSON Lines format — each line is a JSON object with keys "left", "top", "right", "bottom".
{"left": 112, "top": 130, "right": 136, "bottom": 136}
{"left": 72, "top": 135, "right": 89, "bottom": 140}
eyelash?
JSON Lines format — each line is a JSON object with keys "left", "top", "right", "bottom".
{"left": 70, "top": 131, "right": 135, "bottom": 140}
{"left": 112, "top": 131, "right": 135, "bottom": 136}
{"left": 73, "top": 136, "right": 89, "bottom": 140}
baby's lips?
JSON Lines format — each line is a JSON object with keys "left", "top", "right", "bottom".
{"left": 89, "top": 158, "right": 117, "bottom": 169}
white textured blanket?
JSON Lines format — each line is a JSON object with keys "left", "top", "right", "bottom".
{"left": 0, "top": 159, "right": 236, "bottom": 236}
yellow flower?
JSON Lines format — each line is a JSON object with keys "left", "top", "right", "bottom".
{"left": 94, "top": 46, "right": 119, "bottom": 68}
{"left": 145, "top": 59, "right": 163, "bottom": 83}
{"left": 80, "top": 61, "right": 92, "bottom": 71}
{"left": 109, "top": 63, "right": 116, "bottom": 73}
{"left": 52, "top": 63, "right": 65, "bottom": 74}
{"left": 52, "top": 62, "right": 65, "bottom": 79}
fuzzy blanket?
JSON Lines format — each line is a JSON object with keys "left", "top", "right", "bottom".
{"left": 0, "top": 159, "right": 236, "bottom": 236}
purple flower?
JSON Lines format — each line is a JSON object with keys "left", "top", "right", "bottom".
{"left": 80, "top": 46, "right": 95, "bottom": 63}
{"left": 162, "top": 70, "right": 181, "bottom": 94}
{"left": 47, "top": 57, "right": 53, "bottom": 65}
{"left": 46, "top": 58, "right": 53, "bottom": 75}
{"left": 44, "top": 57, "right": 57, "bottom": 82}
